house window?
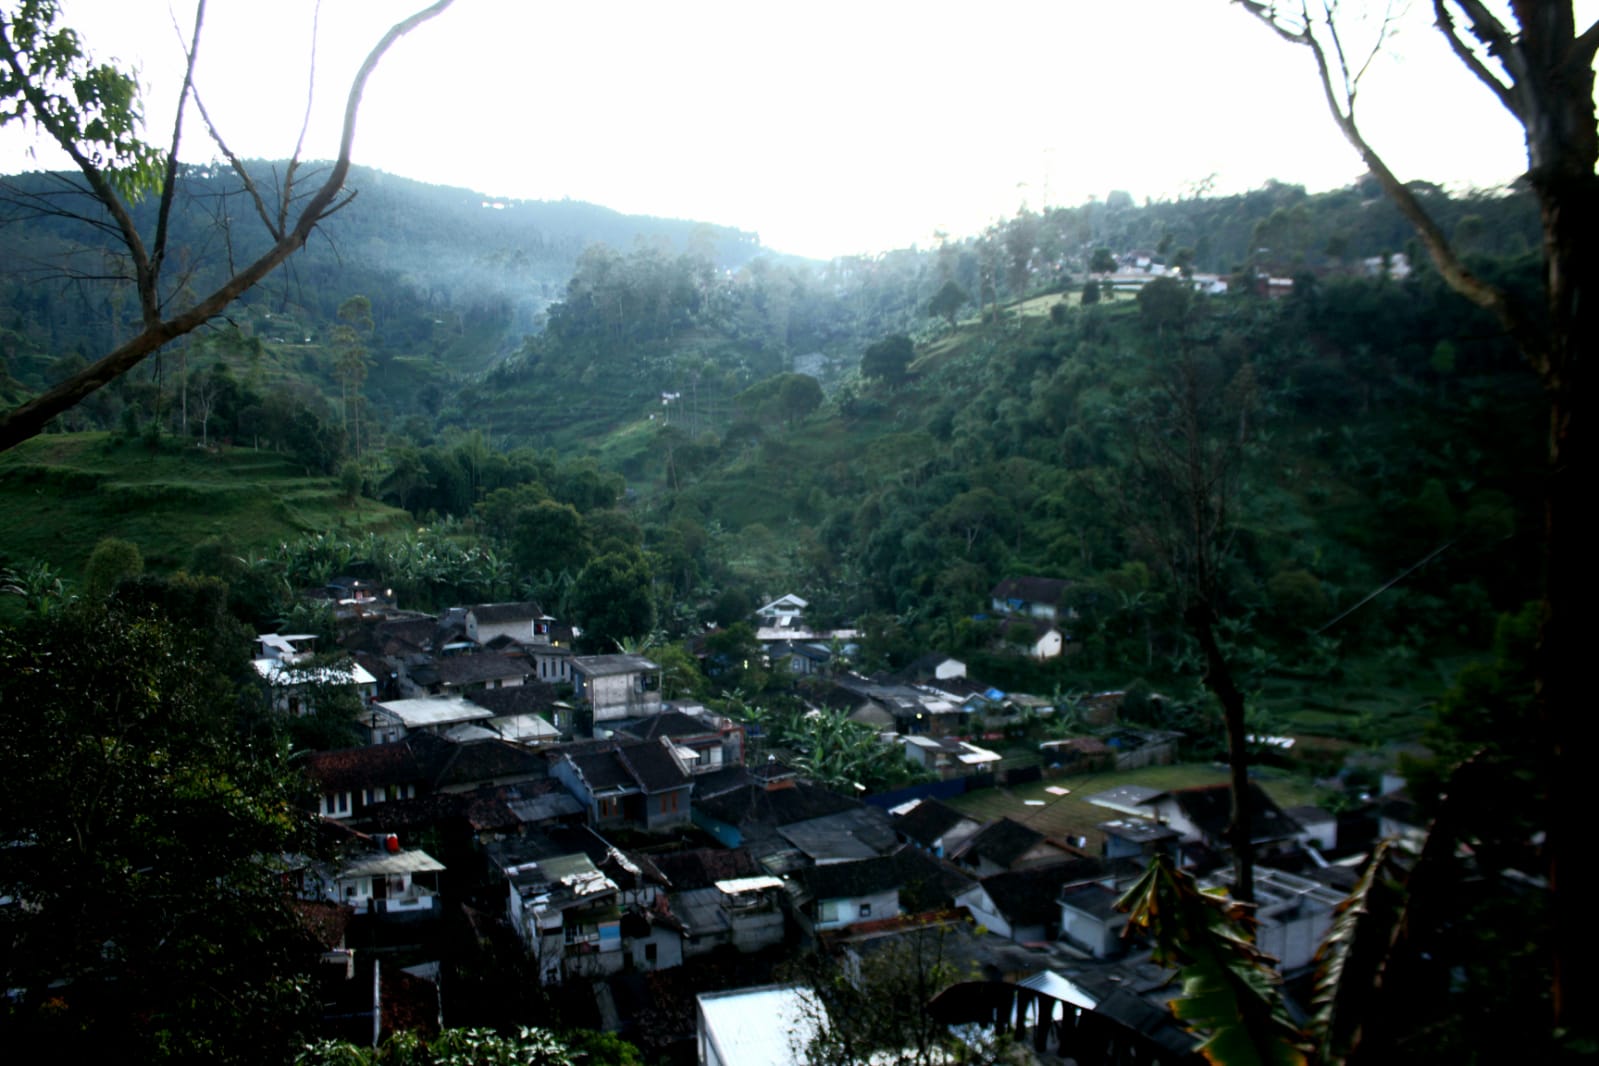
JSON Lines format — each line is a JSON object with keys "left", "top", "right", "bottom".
{"left": 322, "top": 792, "right": 350, "bottom": 816}
{"left": 658, "top": 792, "right": 679, "bottom": 815}
{"left": 598, "top": 796, "right": 620, "bottom": 819}
{"left": 644, "top": 942, "right": 657, "bottom": 964}
{"left": 859, "top": 903, "right": 872, "bottom": 918}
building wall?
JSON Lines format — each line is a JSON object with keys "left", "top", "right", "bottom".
{"left": 814, "top": 889, "right": 898, "bottom": 930}
{"left": 1058, "top": 905, "right": 1126, "bottom": 959}
{"left": 590, "top": 672, "right": 662, "bottom": 721}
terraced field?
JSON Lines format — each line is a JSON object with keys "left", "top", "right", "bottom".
{"left": 0, "top": 433, "right": 409, "bottom": 576}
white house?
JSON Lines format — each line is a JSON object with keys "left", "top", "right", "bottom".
{"left": 331, "top": 845, "right": 445, "bottom": 917}
{"left": 755, "top": 594, "right": 808, "bottom": 625}
{"left": 252, "top": 656, "right": 377, "bottom": 716}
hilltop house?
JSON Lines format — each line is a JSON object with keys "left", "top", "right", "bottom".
{"left": 755, "top": 594, "right": 808, "bottom": 625}
{"left": 989, "top": 577, "right": 1075, "bottom": 624}
{"left": 988, "top": 577, "right": 1076, "bottom": 660}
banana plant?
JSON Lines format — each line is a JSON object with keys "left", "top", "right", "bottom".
{"left": 1118, "top": 854, "right": 1310, "bottom": 1066}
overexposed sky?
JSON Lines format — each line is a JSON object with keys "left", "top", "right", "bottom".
{"left": 2, "top": 1, "right": 1581, "bottom": 259}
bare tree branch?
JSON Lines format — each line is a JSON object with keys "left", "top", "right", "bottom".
{"left": 1237, "top": 0, "right": 1544, "bottom": 372}
{"left": 190, "top": 83, "right": 280, "bottom": 240}
{"left": 283, "top": 0, "right": 325, "bottom": 234}
{"left": 151, "top": 1, "right": 205, "bottom": 287}
{"left": 1433, "top": 1, "right": 1520, "bottom": 114}
{"left": 0, "top": 0, "right": 457, "bottom": 453}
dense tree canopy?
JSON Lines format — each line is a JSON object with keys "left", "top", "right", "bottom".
{"left": 0, "top": 580, "right": 318, "bottom": 1062}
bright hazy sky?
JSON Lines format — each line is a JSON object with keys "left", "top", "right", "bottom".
{"left": 2, "top": 1, "right": 1586, "bottom": 259}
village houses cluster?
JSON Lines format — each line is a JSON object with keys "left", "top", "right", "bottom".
{"left": 259, "top": 580, "right": 1417, "bottom": 1060}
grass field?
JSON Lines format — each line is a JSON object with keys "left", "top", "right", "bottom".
{"left": 0, "top": 433, "right": 410, "bottom": 578}
{"left": 946, "top": 762, "right": 1328, "bottom": 852}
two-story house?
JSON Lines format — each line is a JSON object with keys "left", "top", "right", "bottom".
{"left": 571, "top": 654, "right": 662, "bottom": 723}
{"left": 551, "top": 737, "right": 694, "bottom": 831}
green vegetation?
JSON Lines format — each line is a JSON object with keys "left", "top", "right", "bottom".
{"left": 0, "top": 577, "right": 318, "bottom": 1063}
{"left": 0, "top": 434, "right": 410, "bottom": 580}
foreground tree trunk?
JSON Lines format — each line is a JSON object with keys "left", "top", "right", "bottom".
{"left": 1240, "top": 0, "right": 1597, "bottom": 1033}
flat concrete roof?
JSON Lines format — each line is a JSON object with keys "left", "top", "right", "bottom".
{"left": 698, "top": 984, "right": 822, "bottom": 1066}
{"left": 373, "top": 696, "right": 493, "bottom": 728}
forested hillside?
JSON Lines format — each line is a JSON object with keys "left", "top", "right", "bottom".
{"left": 1, "top": 166, "right": 1549, "bottom": 736}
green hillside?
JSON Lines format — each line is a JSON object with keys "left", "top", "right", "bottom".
{"left": 0, "top": 434, "right": 410, "bottom": 579}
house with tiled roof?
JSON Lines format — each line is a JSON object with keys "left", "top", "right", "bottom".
{"left": 988, "top": 576, "right": 1075, "bottom": 623}
{"left": 951, "top": 817, "right": 1083, "bottom": 878}
{"left": 651, "top": 847, "right": 763, "bottom": 891}
{"left": 692, "top": 780, "right": 862, "bottom": 853}
{"left": 304, "top": 735, "right": 449, "bottom": 820}
{"left": 954, "top": 859, "right": 1109, "bottom": 942}
{"left": 987, "top": 577, "right": 1078, "bottom": 660}
{"left": 789, "top": 848, "right": 973, "bottom": 934}
{"left": 891, "top": 798, "right": 983, "bottom": 859}
{"left": 551, "top": 737, "right": 694, "bottom": 831}
{"left": 408, "top": 651, "right": 532, "bottom": 696}
{"left": 612, "top": 704, "right": 744, "bottom": 774}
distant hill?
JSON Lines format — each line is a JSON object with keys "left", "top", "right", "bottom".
{"left": 0, "top": 162, "right": 766, "bottom": 389}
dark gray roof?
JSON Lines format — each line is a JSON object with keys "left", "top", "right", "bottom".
{"left": 1172, "top": 783, "right": 1303, "bottom": 845}
{"left": 414, "top": 653, "right": 531, "bottom": 687}
{"left": 779, "top": 807, "right": 899, "bottom": 863}
{"left": 989, "top": 576, "right": 1072, "bottom": 606}
{"left": 796, "top": 848, "right": 973, "bottom": 909}
{"left": 693, "top": 781, "right": 860, "bottom": 829}
{"left": 432, "top": 738, "right": 547, "bottom": 790}
{"left": 566, "top": 738, "right": 691, "bottom": 795}
{"left": 980, "top": 860, "right": 1106, "bottom": 927}
{"left": 571, "top": 654, "right": 659, "bottom": 677}
{"left": 471, "top": 601, "right": 544, "bottom": 624}
{"left": 1059, "top": 880, "right": 1127, "bottom": 921}
{"left": 466, "top": 682, "right": 560, "bottom": 717}
{"left": 651, "top": 847, "right": 762, "bottom": 891}
{"left": 893, "top": 799, "right": 978, "bottom": 847}
{"left": 618, "top": 711, "right": 724, "bottom": 741}
{"left": 956, "top": 818, "right": 1050, "bottom": 869}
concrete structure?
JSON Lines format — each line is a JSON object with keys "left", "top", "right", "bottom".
{"left": 697, "top": 985, "right": 823, "bottom": 1066}
{"left": 571, "top": 654, "right": 662, "bottom": 722}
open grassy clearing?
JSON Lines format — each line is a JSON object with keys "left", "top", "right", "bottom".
{"left": 947, "top": 762, "right": 1328, "bottom": 853}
